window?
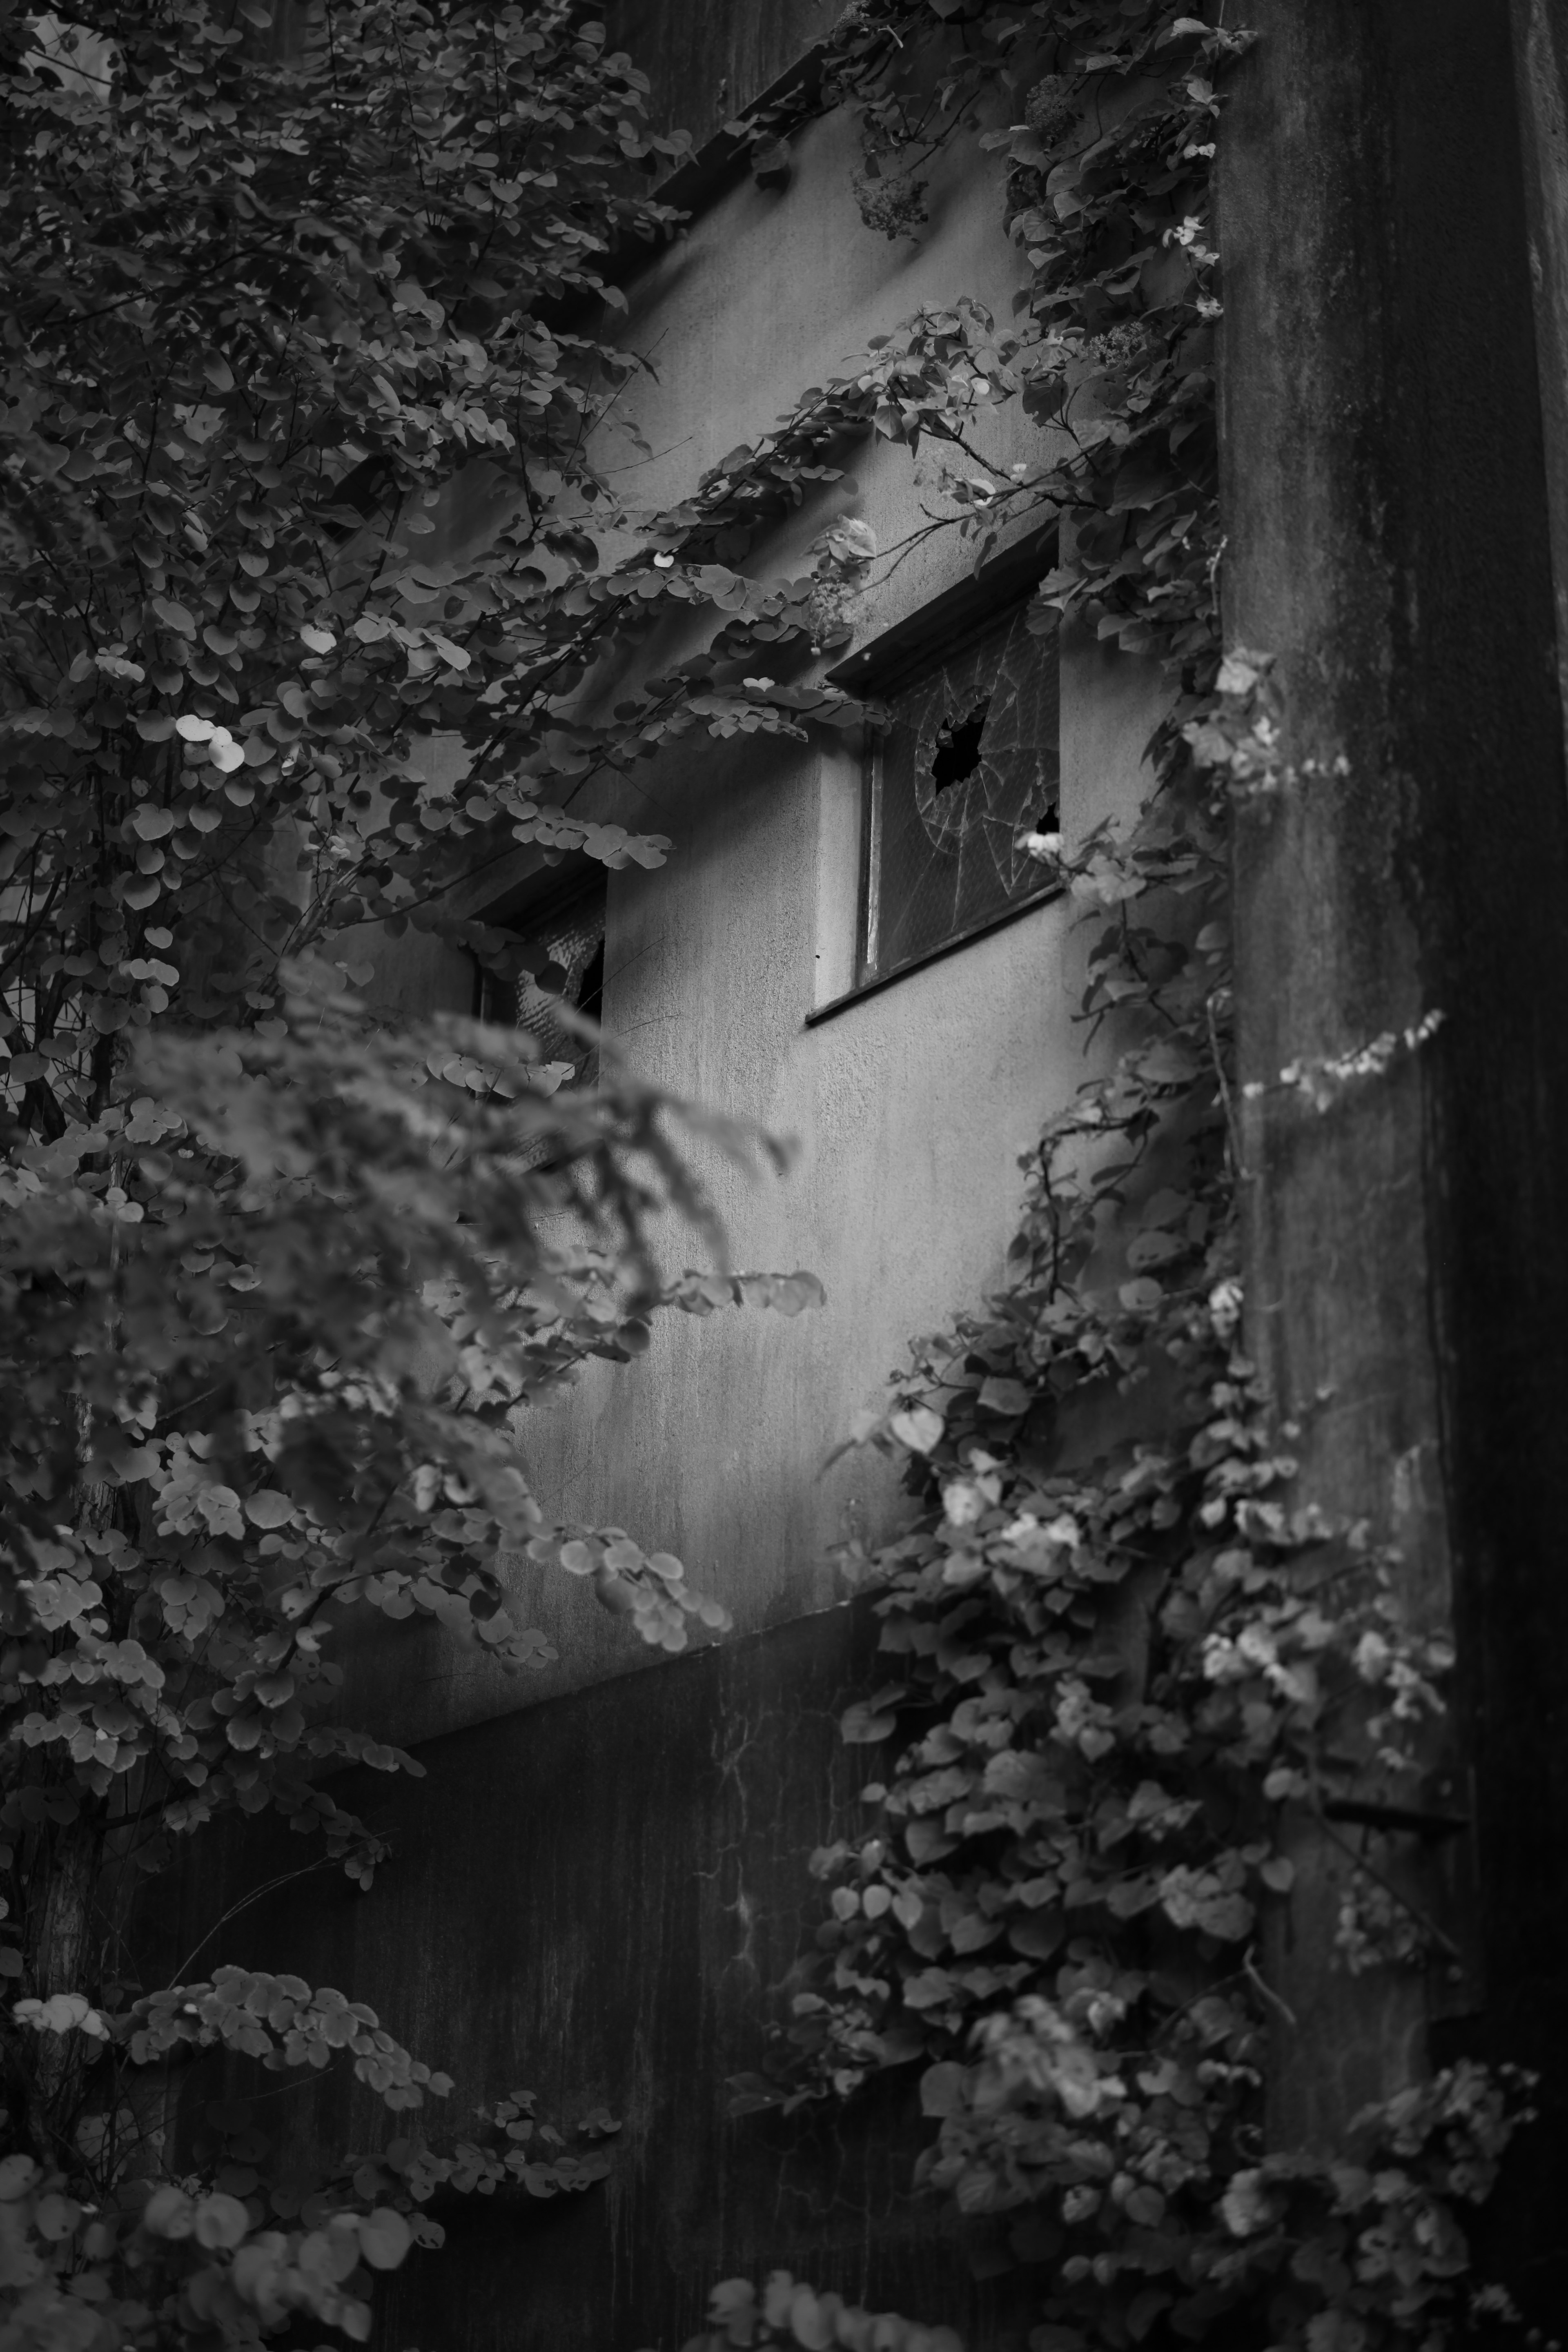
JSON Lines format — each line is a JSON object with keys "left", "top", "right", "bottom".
{"left": 474, "top": 872, "right": 606, "bottom": 1087}
{"left": 858, "top": 598, "right": 1060, "bottom": 988}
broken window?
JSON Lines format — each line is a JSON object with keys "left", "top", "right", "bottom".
{"left": 474, "top": 872, "right": 606, "bottom": 1087}
{"left": 859, "top": 599, "right": 1060, "bottom": 987}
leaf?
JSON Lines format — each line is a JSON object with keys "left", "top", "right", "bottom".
{"left": 788, "top": 2286, "right": 832, "bottom": 2348}
{"left": 919, "top": 2061, "right": 966, "bottom": 2117}
{"left": 141, "top": 2186, "right": 195, "bottom": 2240}
{"left": 1118, "top": 1278, "right": 1164, "bottom": 1312}
{"left": 32, "top": 2193, "right": 80, "bottom": 2242}
{"left": 153, "top": 597, "right": 196, "bottom": 636}
{"left": 889, "top": 1405, "right": 944, "bottom": 1454}
{"left": 243, "top": 1490, "right": 296, "bottom": 1529}
{"left": 357, "top": 2208, "right": 412, "bottom": 2270}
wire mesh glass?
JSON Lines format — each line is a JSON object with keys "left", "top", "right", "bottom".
{"left": 860, "top": 601, "right": 1060, "bottom": 986}
{"left": 476, "top": 882, "right": 606, "bottom": 1087}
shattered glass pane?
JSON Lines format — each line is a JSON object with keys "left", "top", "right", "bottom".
{"left": 861, "top": 601, "right": 1059, "bottom": 984}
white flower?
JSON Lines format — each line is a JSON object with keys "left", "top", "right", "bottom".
{"left": 829, "top": 517, "right": 877, "bottom": 561}
{"left": 1220, "top": 2168, "right": 1274, "bottom": 2237}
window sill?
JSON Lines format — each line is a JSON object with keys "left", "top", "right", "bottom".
{"left": 804, "top": 884, "right": 1063, "bottom": 1029}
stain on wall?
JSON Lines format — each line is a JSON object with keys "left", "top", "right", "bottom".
{"left": 162, "top": 1609, "right": 1034, "bottom": 2352}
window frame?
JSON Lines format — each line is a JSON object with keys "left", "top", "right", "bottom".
{"left": 810, "top": 549, "right": 1063, "bottom": 1026}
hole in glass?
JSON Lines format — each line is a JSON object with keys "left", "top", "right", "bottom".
{"left": 929, "top": 695, "right": 990, "bottom": 791}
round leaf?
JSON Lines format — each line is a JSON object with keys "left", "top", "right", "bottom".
{"left": 193, "top": 2192, "right": 250, "bottom": 2249}
{"left": 357, "top": 2207, "right": 411, "bottom": 2270}
{"left": 141, "top": 2185, "right": 195, "bottom": 2240}
{"left": 243, "top": 1490, "right": 295, "bottom": 1530}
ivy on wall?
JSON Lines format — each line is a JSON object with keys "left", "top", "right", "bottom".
{"left": 706, "top": 5, "right": 1541, "bottom": 2349}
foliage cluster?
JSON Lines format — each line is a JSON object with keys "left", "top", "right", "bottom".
{"left": 0, "top": 2058, "right": 619, "bottom": 2352}
{"left": 0, "top": 1, "right": 862, "bottom": 2341}
{"left": 670, "top": 2269, "right": 961, "bottom": 2352}
{"left": 685, "top": 2053, "right": 1530, "bottom": 2350}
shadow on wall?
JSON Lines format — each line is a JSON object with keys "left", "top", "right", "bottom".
{"left": 155, "top": 1606, "right": 1039, "bottom": 2352}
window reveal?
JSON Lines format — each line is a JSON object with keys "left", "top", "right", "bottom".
{"left": 860, "top": 600, "right": 1060, "bottom": 987}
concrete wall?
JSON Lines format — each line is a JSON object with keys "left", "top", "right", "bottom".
{"left": 601, "top": 0, "right": 831, "bottom": 147}
{"left": 1222, "top": 2, "right": 1568, "bottom": 2321}
{"left": 339, "top": 85, "right": 1166, "bottom": 1745}
{"left": 165, "top": 1607, "right": 1044, "bottom": 2352}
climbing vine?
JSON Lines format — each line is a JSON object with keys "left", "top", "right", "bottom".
{"left": 708, "top": 4, "right": 1538, "bottom": 2349}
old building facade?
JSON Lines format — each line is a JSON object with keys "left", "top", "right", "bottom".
{"left": 167, "top": 6, "right": 1568, "bottom": 2347}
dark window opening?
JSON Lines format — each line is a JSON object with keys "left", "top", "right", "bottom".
{"left": 858, "top": 600, "right": 1060, "bottom": 989}
{"left": 472, "top": 873, "right": 606, "bottom": 1087}
{"left": 576, "top": 937, "right": 605, "bottom": 1027}
{"left": 930, "top": 695, "right": 991, "bottom": 792}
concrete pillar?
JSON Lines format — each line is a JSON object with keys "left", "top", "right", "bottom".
{"left": 1219, "top": 0, "right": 1568, "bottom": 2320}
{"left": 1512, "top": 0, "right": 1568, "bottom": 755}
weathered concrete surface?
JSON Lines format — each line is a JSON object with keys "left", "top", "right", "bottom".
{"left": 601, "top": 0, "right": 831, "bottom": 150}
{"left": 1221, "top": 0, "right": 1568, "bottom": 2315}
{"left": 604, "top": 97, "right": 1043, "bottom": 635}
{"left": 336, "top": 654, "right": 1162, "bottom": 1746}
{"left": 1512, "top": 0, "right": 1568, "bottom": 762}
{"left": 337, "top": 93, "right": 1169, "bottom": 1745}
{"left": 163, "top": 1608, "right": 1022, "bottom": 2352}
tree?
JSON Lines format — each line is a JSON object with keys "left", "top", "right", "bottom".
{"left": 0, "top": 4, "right": 841, "bottom": 2340}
